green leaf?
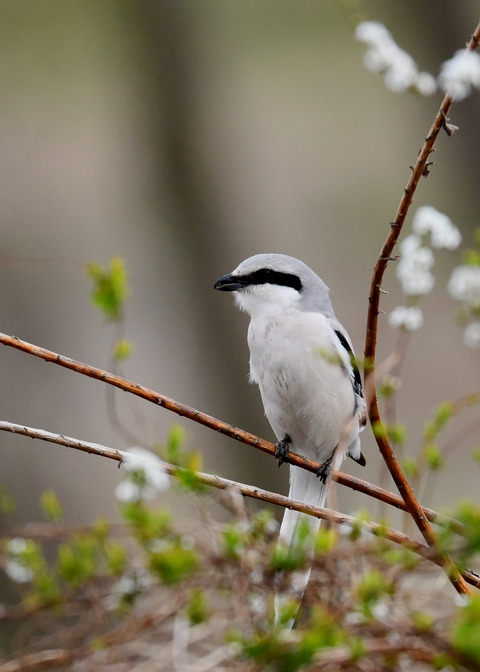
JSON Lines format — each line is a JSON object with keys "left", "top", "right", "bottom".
{"left": 464, "top": 249, "right": 480, "bottom": 266}
{"left": 388, "top": 423, "right": 407, "bottom": 446}
{"left": 270, "top": 519, "right": 314, "bottom": 571}
{"left": 121, "top": 502, "right": 171, "bottom": 544}
{"left": 148, "top": 541, "right": 198, "bottom": 584}
{"left": 0, "top": 486, "right": 16, "bottom": 513}
{"left": 402, "top": 456, "right": 419, "bottom": 479}
{"left": 372, "top": 421, "right": 406, "bottom": 445}
{"left": 40, "top": 489, "right": 63, "bottom": 522}
{"left": 434, "top": 401, "right": 454, "bottom": 430}
{"left": 348, "top": 636, "right": 366, "bottom": 662}
{"left": 412, "top": 610, "right": 434, "bottom": 631}
{"left": 354, "top": 569, "right": 393, "bottom": 619}
{"left": 86, "top": 257, "right": 129, "bottom": 322}
{"left": 377, "top": 375, "right": 401, "bottom": 400}
{"left": 187, "top": 588, "right": 210, "bottom": 625}
{"left": 57, "top": 536, "right": 98, "bottom": 588}
{"left": 372, "top": 421, "right": 388, "bottom": 440}
{"left": 164, "top": 425, "right": 186, "bottom": 465}
{"left": 474, "top": 227, "right": 480, "bottom": 248}
{"left": 472, "top": 447, "right": 480, "bottom": 463}
{"left": 315, "top": 527, "right": 338, "bottom": 553}
{"left": 113, "top": 339, "right": 133, "bottom": 361}
{"left": 423, "top": 443, "right": 444, "bottom": 470}
{"left": 222, "top": 522, "right": 249, "bottom": 559}
{"left": 103, "top": 540, "right": 127, "bottom": 575}
{"left": 451, "top": 594, "right": 480, "bottom": 662}
{"left": 92, "top": 517, "right": 110, "bottom": 540}
{"left": 30, "top": 571, "right": 63, "bottom": 607}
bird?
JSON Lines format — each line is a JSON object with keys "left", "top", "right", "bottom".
{"left": 214, "top": 253, "right": 366, "bottom": 624}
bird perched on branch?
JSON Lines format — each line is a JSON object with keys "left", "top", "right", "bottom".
{"left": 214, "top": 253, "right": 366, "bottom": 624}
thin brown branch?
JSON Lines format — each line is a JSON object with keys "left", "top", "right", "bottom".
{"left": 1, "top": 421, "right": 479, "bottom": 589}
{"left": 0, "top": 351, "right": 465, "bottom": 536}
{"left": 363, "top": 21, "right": 480, "bottom": 597}
{"left": 0, "top": 649, "right": 73, "bottom": 672}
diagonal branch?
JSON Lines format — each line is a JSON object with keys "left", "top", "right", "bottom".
{"left": 2, "top": 420, "right": 479, "bottom": 588}
{"left": 0, "top": 337, "right": 465, "bottom": 534}
{"left": 364, "top": 21, "right": 480, "bottom": 596}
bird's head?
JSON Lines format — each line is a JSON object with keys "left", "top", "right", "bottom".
{"left": 214, "top": 253, "right": 334, "bottom": 319}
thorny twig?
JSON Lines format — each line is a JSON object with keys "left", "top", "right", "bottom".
{"left": 1, "top": 421, "right": 479, "bottom": 589}
{"left": 0, "top": 338, "right": 467, "bottom": 533}
{"left": 364, "top": 21, "right": 480, "bottom": 596}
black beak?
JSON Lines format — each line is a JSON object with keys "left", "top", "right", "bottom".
{"left": 214, "top": 273, "right": 246, "bottom": 292}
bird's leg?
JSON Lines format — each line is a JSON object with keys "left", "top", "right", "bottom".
{"left": 316, "top": 450, "right": 336, "bottom": 484}
{"left": 275, "top": 433, "right": 291, "bottom": 468}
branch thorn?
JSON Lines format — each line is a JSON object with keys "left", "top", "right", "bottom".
{"left": 441, "top": 111, "right": 459, "bottom": 136}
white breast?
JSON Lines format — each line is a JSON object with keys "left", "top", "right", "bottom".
{"left": 247, "top": 310, "right": 356, "bottom": 463}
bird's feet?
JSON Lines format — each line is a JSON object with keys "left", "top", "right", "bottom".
{"left": 275, "top": 434, "right": 291, "bottom": 468}
{"left": 316, "top": 452, "right": 335, "bottom": 484}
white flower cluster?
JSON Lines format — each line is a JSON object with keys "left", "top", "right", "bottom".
{"left": 463, "top": 322, "right": 480, "bottom": 349}
{"left": 396, "top": 235, "right": 435, "bottom": 297}
{"left": 355, "top": 21, "right": 436, "bottom": 95}
{"left": 396, "top": 207, "right": 462, "bottom": 298}
{"left": 412, "top": 206, "right": 462, "bottom": 250}
{"left": 115, "top": 447, "right": 170, "bottom": 503}
{"left": 105, "top": 570, "right": 153, "bottom": 610}
{"left": 390, "top": 207, "right": 462, "bottom": 332}
{"left": 388, "top": 305, "right": 424, "bottom": 331}
{"left": 448, "top": 265, "right": 480, "bottom": 307}
{"left": 5, "top": 537, "right": 34, "bottom": 584}
{"left": 438, "top": 49, "right": 480, "bottom": 101}
{"left": 448, "top": 264, "right": 480, "bottom": 348}
{"left": 356, "top": 23, "right": 480, "bottom": 102}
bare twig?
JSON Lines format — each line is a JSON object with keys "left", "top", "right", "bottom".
{"left": 0, "top": 649, "right": 73, "bottom": 672}
{"left": 1, "top": 421, "right": 479, "bottom": 588}
{"left": 0, "top": 343, "right": 465, "bottom": 535}
{"left": 363, "top": 21, "right": 480, "bottom": 596}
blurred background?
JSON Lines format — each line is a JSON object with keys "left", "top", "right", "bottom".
{"left": 0, "top": 1, "right": 479, "bottom": 535}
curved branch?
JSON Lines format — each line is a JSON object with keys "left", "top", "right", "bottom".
{"left": 0, "top": 339, "right": 464, "bottom": 533}
{"left": 364, "top": 22, "right": 480, "bottom": 596}
{"left": 2, "top": 420, "right": 479, "bottom": 588}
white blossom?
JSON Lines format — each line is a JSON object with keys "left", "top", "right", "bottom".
{"left": 105, "top": 570, "right": 153, "bottom": 610}
{"left": 463, "top": 322, "right": 480, "bottom": 349}
{"left": 5, "top": 559, "right": 34, "bottom": 584}
{"left": 355, "top": 21, "right": 436, "bottom": 95}
{"left": 249, "top": 594, "right": 267, "bottom": 616}
{"left": 448, "top": 265, "right": 480, "bottom": 307}
{"left": 439, "top": 49, "right": 480, "bottom": 101}
{"left": 5, "top": 538, "right": 34, "bottom": 583}
{"left": 372, "top": 602, "right": 390, "bottom": 620}
{"left": 355, "top": 21, "right": 390, "bottom": 44}
{"left": 388, "top": 305, "right": 424, "bottom": 331}
{"left": 6, "top": 537, "right": 28, "bottom": 554}
{"left": 115, "top": 480, "right": 144, "bottom": 503}
{"left": 345, "top": 611, "right": 365, "bottom": 625}
{"left": 116, "top": 447, "right": 170, "bottom": 502}
{"left": 396, "top": 235, "right": 435, "bottom": 296}
{"left": 415, "top": 71, "right": 438, "bottom": 97}
{"left": 412, "top": 206, "right": 462, "bottom": 250}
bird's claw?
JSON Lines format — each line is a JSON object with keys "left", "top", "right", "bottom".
{"left": 275, "top": 435, "right": 291, "bottom": 468}
{"left": 316, "top": 453, "right": 334, "bottom": 484}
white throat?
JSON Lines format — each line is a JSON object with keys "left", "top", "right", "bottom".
{"left": 234, "top": 284, "right": 301, "bottom": 319}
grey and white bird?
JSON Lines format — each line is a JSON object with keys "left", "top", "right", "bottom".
{"left": 214, "top": 253, "right": 366, "bottom": 621}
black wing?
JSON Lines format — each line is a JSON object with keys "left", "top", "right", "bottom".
{"left": 334, "top": 329, "right": 363, "bottom": 398}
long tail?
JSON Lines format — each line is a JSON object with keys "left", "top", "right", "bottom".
{"left": 274, "top": 466, "right": 327, "bottom": 627}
